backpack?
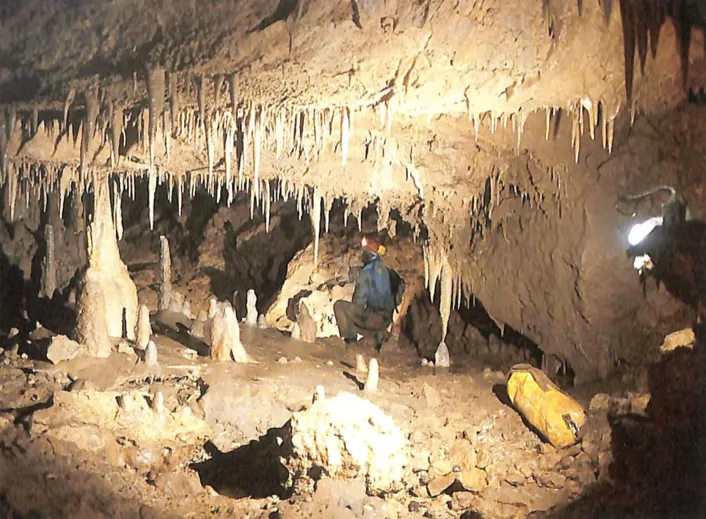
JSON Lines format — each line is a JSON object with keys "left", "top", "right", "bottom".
{"left": 388, "top": 268, "right": 406, "bottom": 307}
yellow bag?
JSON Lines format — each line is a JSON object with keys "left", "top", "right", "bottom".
{"left": 506, "top": 364, "right": 587, "bottom": 449}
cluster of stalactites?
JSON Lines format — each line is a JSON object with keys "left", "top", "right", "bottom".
{"left": 466, "top": 97, "right": 620, "bottom": 163}
{"left": 423, "top": 244, "right": 465, "bottom": 342}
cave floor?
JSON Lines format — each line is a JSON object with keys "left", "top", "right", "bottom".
{"left": 0, "top": 310, "right": 703, "bottom": 519}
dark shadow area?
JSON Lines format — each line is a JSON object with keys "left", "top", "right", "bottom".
{"left": 545, "top": 325, "right": 706, "bottom": 518}
{"left": 151, "top": 314, "right": 209, "bottom": 357}
{"left": 192, "top": 422, "right": 293, "bottom": 500}
{"left": 342, "top": 371, "right": 364, "bottom": 390}
{"left": 248, "top": 0, "right": 300, "bottom": 34}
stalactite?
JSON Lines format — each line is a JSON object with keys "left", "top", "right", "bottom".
{"left": 113, "top": 179, "right": 124, "bottom": 241}
{"left": 439, "top": 255, "right": 452, "bottom": 341}
{"left": 311, "top": 187, "right": 322, "bottom": 267}
{"left": 265, "top": 180, "right": 271, "bottom": 232}
{"left": 63, "top": 88, "right": 76, "bottom": 132}
{"left": 341, "top": 107, "right": 350, "bottom": 168}
{"left": 80, "top": 89, "right": 98, "bottom": 179}
{"left": 546, "top": 108, "right": 552, "bottom": 140}
{"left": 146, "top": 67, "right": 165, "bottom": 168}
{"left": 148, "top": 169, "right": 156, "bottom": 230}
{"left": 177, "top": 175, "right": 183, "bottom": 216}
{"left": 253, "top": 107, "right": 262, "bottom": 199}
{"left": 206, "top": 120, "right": 215, "bottom": 192}
{"left": 228, "top": 74, "right": 238, "bottom": 116}
{"left": 225, "top": 117, "right": 235, "bottom": 206}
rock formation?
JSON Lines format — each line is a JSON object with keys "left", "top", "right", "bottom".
{"left": 364, "top": 359, "right": 379, "bottom": 393}
{"left": 158, "top": 236, "right": 173, "bottom": 312}
{"left": 435, "top": 342, "right": 451, "bottom": 368}
{"left": 73, "top": 269, "right": 112, "bottom": 358}
{"left": 40, "top": 224, "right": 56, "bottom": 299}
{"left": 78, "top": 179, "right": 138, "bottom": 342}
{"left": 287, "top": 391, "right": 409, "bottom": 495}
{"left": 136, "top": 304, "right": 151, "bottom": 350}
{"left": 190, "top": 310, "right": 207, "bottom": 339}
{"left": 144, "top": 340, "right": 158, "bottom": 366}
{"left": 245, "top": 289, "right": 258, "bottom": 326}
{"left": 296, "top": 302, "right": 317, "bottom": 343}
{"left": 210, "top": 305, "right": 247, "bottom": 362}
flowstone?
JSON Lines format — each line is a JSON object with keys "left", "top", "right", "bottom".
{"left": 287, "top": 391, "right": 409, "bottom": 495}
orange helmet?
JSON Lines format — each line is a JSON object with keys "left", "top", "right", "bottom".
{"left": 361, "top": 236, "right": 386, "bottom": 256}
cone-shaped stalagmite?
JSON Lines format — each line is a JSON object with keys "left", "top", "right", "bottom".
{"left": 136, "top": 304, "right": 152, "bottom": 350}
{"left": 210, "top": 306, "right": 248, "bottom": 362}
{"left": 158, "top": 235, "right": 173, "bottom": 312}
{"left": 79, "top": 178, "right": 138, "bottom": 341}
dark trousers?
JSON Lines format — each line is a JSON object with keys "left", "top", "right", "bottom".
{"left": 333, "top": 300, "right": 392, "bottom": 345}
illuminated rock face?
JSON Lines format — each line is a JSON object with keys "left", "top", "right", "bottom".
{"left": 79, "top": 179, "right": 138, "bottom": 343}
{"left": 287, "top": 392, "right": 409, "bottom": 495}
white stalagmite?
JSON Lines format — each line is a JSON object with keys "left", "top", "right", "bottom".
{"left": 78, "top": 178, "right": 138, "bottom": 344}
{"left": 146, "top": 67, "right": 165, "bottom": 168}
{"left": 210, "top": 306, "right": 248, "bottom": 362}
{"left": 41, "top": 224, "right": 57, "bottom": 299}
{"left": 311, "top": 187, "right": 322, "bottom": 267}
{"left": 145, "top": 340, "right": 158, "bottom": 366}
{"left": 364, "top": 358, "right": 379, "bottom": 393}
{"left": 158, "top": 235, "right": 173, "bottom": 312}
{"left": 148, "top": 169, "right": 156, "bottom": 230}
{"left": 136, "top": 304, "right": 151, "bottom": 350}
{"left": 246, "top": 289, "right": 258, "bottom": 326}
{"left": 356, "top": 353, "right": 368, "bottom": 373}
{"left": 435, "top": 342, "right": 450, "bottom": 368}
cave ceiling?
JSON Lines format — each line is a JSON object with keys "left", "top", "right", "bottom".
{"left": 0, "top": 0, "right": 705, "bottom": 276}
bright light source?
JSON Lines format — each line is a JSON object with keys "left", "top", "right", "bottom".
{"left": 633, "top": 254, "right": 654, "bottom": 271}
{"left": 361, "top": 237, "right": 368, "bottom": 247}
{"left": 627, "top": 217, "right": 663, "bottom": 246}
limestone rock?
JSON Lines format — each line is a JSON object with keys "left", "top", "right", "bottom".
{"left": 287, "top": 392, "right": 409, "bottom": 495}
{"left": 660, "top": 328, "right": 695, "bottom": 353}
{"left": 589, "top": 393, "right": 610, "bottom": 413}
{"left": 47, "top": 335, "right": 83, "bottom": 364}
{"left": 427, "top": 473, "right": 455, "bottom": 497}
{"left": 257, "top": 314, "right": 267, "bottom": 328}
{"left": 422, "top": 383, "right": 441, "bottom": 408}
{"left": 136, "top": 304, "right": 151, "bottom": 350}
{"left": 458, "top": 467, "right": 487, "bottom": 492}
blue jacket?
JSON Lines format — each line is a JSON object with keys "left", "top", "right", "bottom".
{"left": 353, "top": 257, "right": 395, "bottom": 312}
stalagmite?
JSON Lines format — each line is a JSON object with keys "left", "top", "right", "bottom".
{"left": 364, "top": 358, "right": 379, "bottom": 393}
{"left": 435, "top": 342, "right": 450, "bottom": 368}
{"left": 145, "top": 340, "right": 158, "bottom": 366}
{"left": 208, "top": 297, "right": 219, "bottom": 319}
{"left": 356, "top": 353, "right": 368, "bottom": 373}
{"left": 210, "top": 306, "right": 248, "bottom": 362}
{"left": 191, "top": 310, "right": 207, "bottom": 338}
{"left": 74, "top": 269, "right": 112, "bottom": 358}
{"left": 257, "top": 314, "right": 267, "bottom": 328}
{"left": 148, "top": 169, "right": 156, "bottom": 230}
{"left": 136, "top": 304, "right": 151, "bottom": 350}
{"left": 311, "top": 187, "right": 322, "bottom": 267}
{"left": 79, "top": 178, "right": 138, "bottom": 341}
{"left": 296, "top": 302, "right": 317, "bottom": 343}
{"left": 246, "top": 289, "right": 258, "bottom": 326}
{"left": 146, "top": 67, "right": 165, "bottom": 167}
{"left": 40, "top": 224, "right": 57, "bottom": 299}
{"left": 151, "top": 391, "right": 166, "bottom": 417}
{"left": 158, "top": 236, "right": 173, "bottom": 312}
